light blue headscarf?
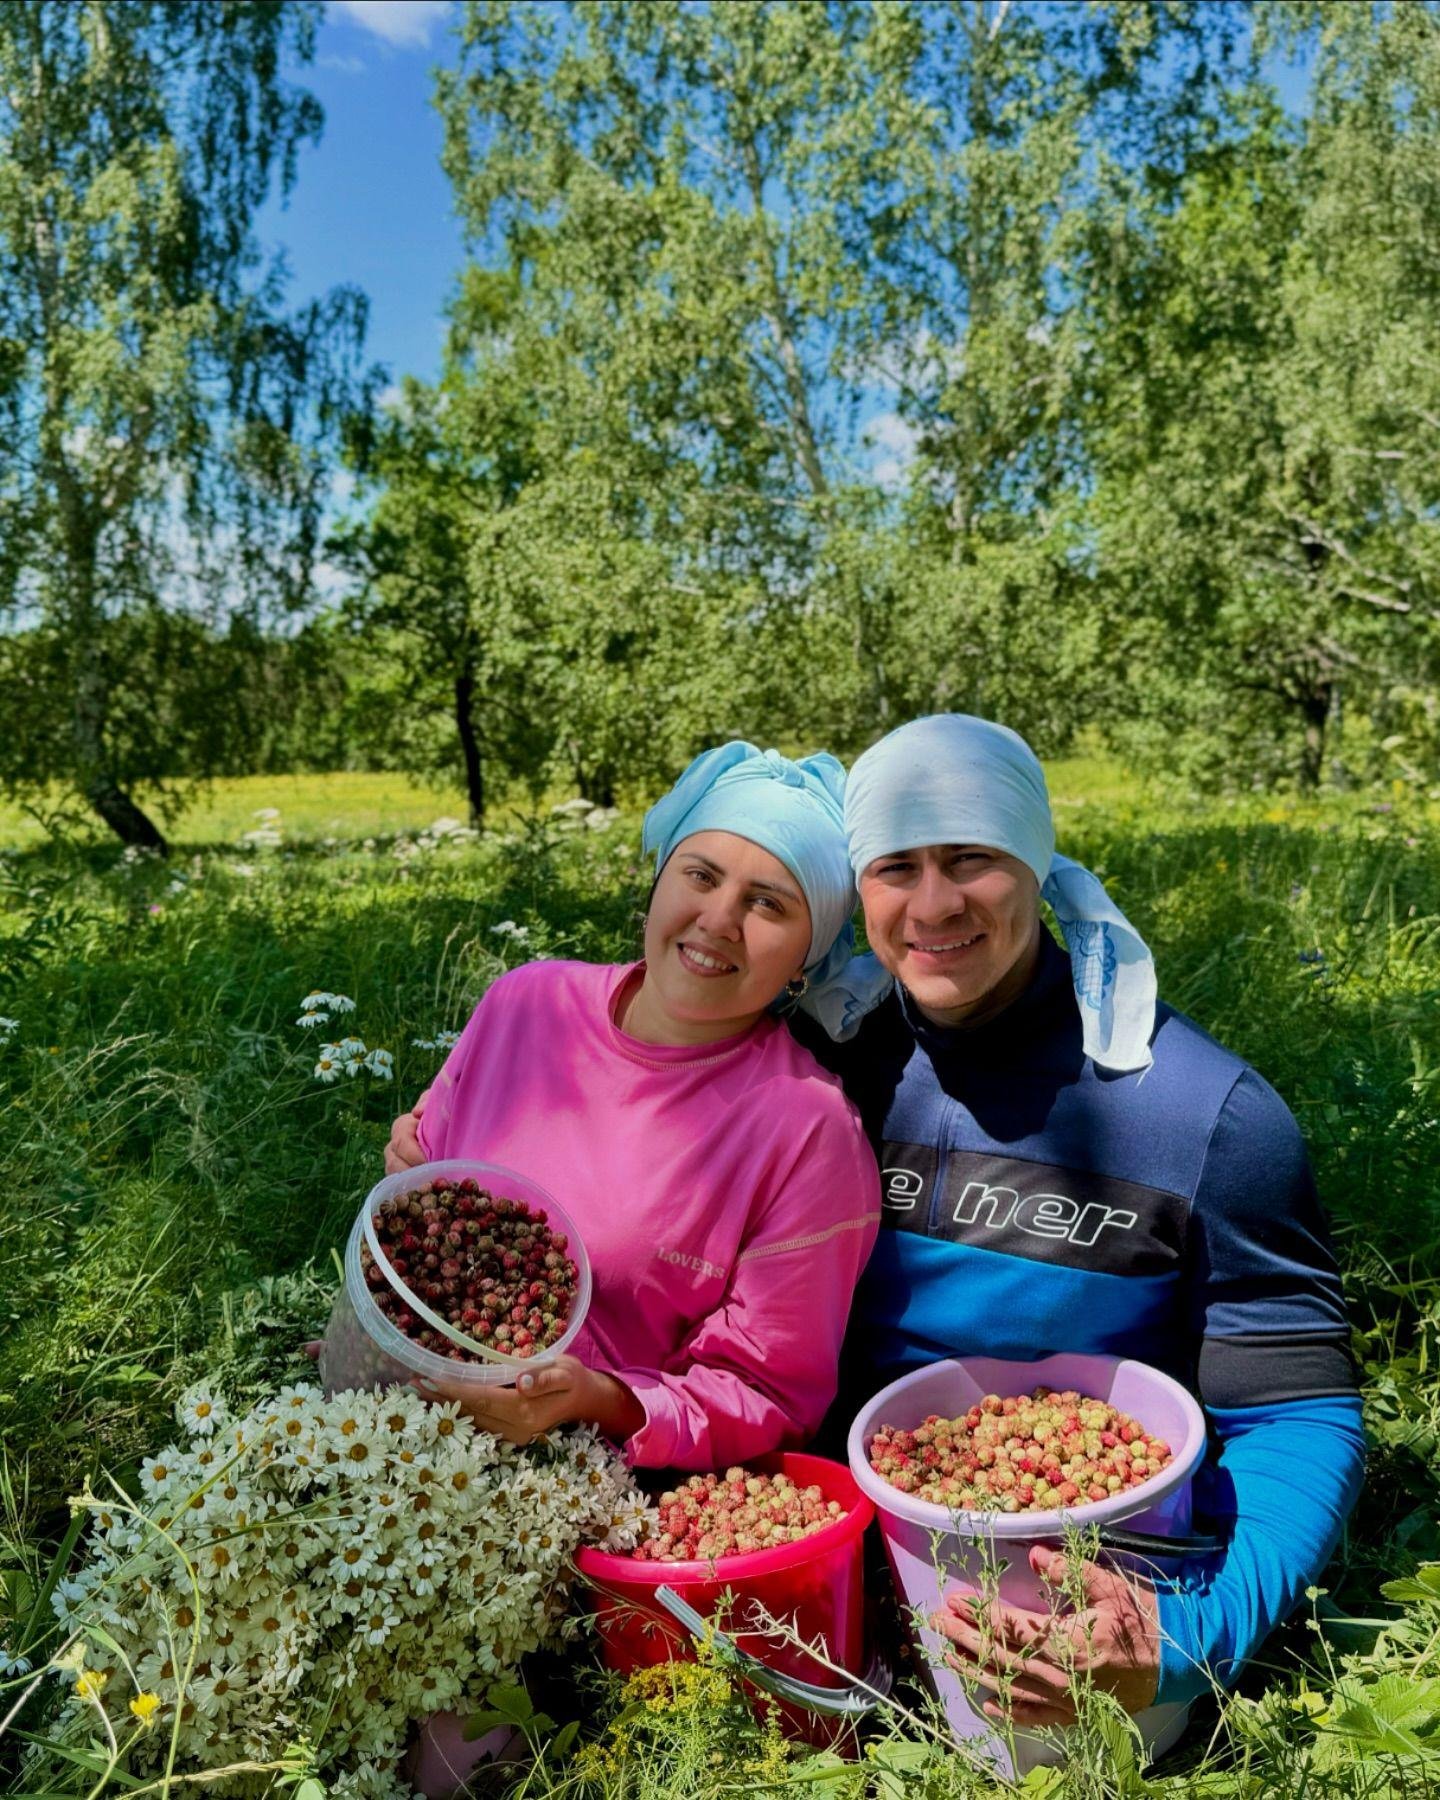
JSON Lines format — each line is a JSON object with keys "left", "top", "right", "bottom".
{"left": 642, "top": 742, "right": 859, "bottom": 1001}
{"left": 804, "top": 714, "right": 1157, "bottom": 1072}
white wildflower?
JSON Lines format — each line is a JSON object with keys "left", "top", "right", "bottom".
{"left": 411, "top": 1029, "right": 461, "bottom": 1052}
{"left": 551, "top": 798, "right": 595, "bottom": 817}
{"left": 298, "top": 990, "right": 355, "bottom": 1029}
{"left": 51, "top": 1379, "right": 649, "bottom": 1793}
{"left": 52, "top": 1573, "right": 99, "bottom": 1624}
{"left": 0, "top": 1017, "right": 18, "bottom": 1042}
{"left": 138, "top": 1454, "right": 178, "bottom": 1498}
{"left": 489, "top": 920, "right": 530, "bottom": 941}
{"left": 314, "top": 1048, "right": 342, "bottom": 1084}
{"left": 328, "top": 1036, "right": 367, "bottom": 1077}
{"left": 177, "top": 1387, "right": 226, "bottom": 1438}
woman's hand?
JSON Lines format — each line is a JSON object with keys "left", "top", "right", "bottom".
{"left": 418, "top": 1355, "right": 645, "bottom": 1447}
{"left": 930, "top": 1544, "right": 1160, "bottom": 1728}
{"left": 384, "top": 1089, "right": 430, "bottom": 1174}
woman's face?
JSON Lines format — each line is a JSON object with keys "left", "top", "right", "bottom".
{"left": 639, "top": 831, "right": 812, "bottom": 1039}
{"left": 858, "top": 842, "right": 1042, "bottom": 1027}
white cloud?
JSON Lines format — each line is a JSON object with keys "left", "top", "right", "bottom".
{"left": 312, "top": 558, "right": 355, "bottom": 606}
{"left": 864, "top": 410, "right": 920, "bottom": 491}
{"left": 330, "top": 1, "right": 450, "bottom": 49}
{"left": 319, "top": 51, "right": 366, "bottom": 74}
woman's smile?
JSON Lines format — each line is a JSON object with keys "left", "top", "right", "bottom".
{"left": 676, "top": 940, "right": 740, "bottom": 977}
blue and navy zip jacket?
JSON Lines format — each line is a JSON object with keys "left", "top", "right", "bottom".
{"left": 798, "top": 930, "right": 1365, "bottom": 1706}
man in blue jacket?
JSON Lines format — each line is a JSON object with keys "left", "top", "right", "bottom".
{"left": 800, "top": 713, "right": 1364, "bottom": 1729}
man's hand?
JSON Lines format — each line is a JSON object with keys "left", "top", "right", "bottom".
{"left": 384, "top": 1088, "right": 430, "bottom": 1174}
{"left": 418, "top": 1354, "right": 644, "bottom": 1448}
{"left": 931, "top": 1544, "right": 1161, "bottom": 1728}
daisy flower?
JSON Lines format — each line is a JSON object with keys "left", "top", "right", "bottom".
{"left": 177, "top": 1387, "right": 226, "bottom": 1438}
{"left": 357, "top": 1604, "right": 401, "bottom": 1647}
{"left": 136, "top": 1454, "right": 175, "bottom": 1497}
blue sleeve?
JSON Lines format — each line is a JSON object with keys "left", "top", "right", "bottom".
{"left": 1184, "top": 1068, "right": 1354, "bottom": 1407}
{"left": 1154, "top": 1066, "right": 1364, "bottom": 1705}
{"left": 1155, "top": 1395, "right": 1366, "bottom": 1705}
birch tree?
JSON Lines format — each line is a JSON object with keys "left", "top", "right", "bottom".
{"left": 0, "top": 0, "right": 369, "bottom": 846}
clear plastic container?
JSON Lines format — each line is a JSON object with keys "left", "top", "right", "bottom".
{"left": 319, "top": 1159, "right": 592, "bottom": 1396}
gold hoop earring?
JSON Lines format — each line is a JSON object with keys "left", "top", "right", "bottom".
{"left": 784, "top": 973, "right": 809, "bottom": 1002}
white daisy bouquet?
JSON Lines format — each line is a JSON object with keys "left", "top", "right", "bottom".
{"left": 42, "top": 1380, "right": 654, "bottom": 1800}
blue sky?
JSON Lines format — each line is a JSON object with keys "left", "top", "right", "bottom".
{"left": 259, "top": 1, "right": 1313, "bottom": 473}
{"left": 259, "top": 1, "right": 464, "bottom": 389}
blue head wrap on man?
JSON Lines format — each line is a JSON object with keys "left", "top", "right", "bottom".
{"left": 806, "top": 714, "right": 1157, "bottom": 1071}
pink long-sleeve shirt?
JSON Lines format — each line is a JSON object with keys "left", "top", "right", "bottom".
{"left": 416, "top": 959, "right": 880, "bottom": 1470}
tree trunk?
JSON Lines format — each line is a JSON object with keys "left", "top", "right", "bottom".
{"left": 454, "top": 667, "right": 484, "bottom": 830}
{"left": 737, "top": 136, "right": 829, "bottom": 499}
{"left": 60, "top": 483, "right": 169, "bottom": 851}
{"left": 1297, "top": 684, "right": 1331, "bottom": 790}
{"left": 86, "top": 774, "right": 169, "bottom": 850}
{"left": 949, "top": 3, "right": 999, "bottom": 548}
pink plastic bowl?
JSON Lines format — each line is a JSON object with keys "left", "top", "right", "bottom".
{"left": 847, "top": 1353, "right": 1207, "bottom": 1778}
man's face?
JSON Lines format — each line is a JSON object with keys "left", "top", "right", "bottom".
{"left": 858, "top": 843, "right": 1042, "bottom": 1027}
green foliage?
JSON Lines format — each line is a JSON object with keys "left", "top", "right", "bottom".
{"left": 318, "top": 0, "right": 1428, "bottom": 791}
{"left": 1085, "top": 2, "right": 1440, "bottom": 789}
{"left": 0, "top": 0, "right": 373, "bottom": 848}
{"left": 0, "top": 769, "right": 1437, "bottom": 1799}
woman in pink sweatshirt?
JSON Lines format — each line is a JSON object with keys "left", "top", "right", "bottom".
{"left": 393, "top": 741, "right": 881, "bottom": 1470}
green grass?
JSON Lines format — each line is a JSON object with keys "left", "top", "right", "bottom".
{"left": 2, "top": 768, "right": 1439, "bottom": 1796}
{"left": 0, "top": 771, "right": 477, "bottom": 850}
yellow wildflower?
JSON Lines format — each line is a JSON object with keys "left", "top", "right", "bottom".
{"left": 76, "top": 1668, "right": 109, "bottom": 1703}
{"left": 130, "top": 1691, "right": 162, "bottom": 1727}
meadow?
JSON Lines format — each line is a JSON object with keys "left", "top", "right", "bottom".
{"left": 2, "top": 767, "right": 1439, "bottom": 1798}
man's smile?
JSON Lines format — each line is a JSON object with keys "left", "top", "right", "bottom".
{"left": 907, "top": 933, "right": 985, "bottom": 959}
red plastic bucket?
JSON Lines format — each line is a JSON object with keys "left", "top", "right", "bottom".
{"left": 574, "top": 1451, "right": 872, "bottom": 1742}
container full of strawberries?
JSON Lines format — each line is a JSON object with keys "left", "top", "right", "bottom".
{"left": 846, "top": 1352, "right": 1209, "bottom": 1780}
{"left": 575, "top": 1452, "right": 873, "bottom": 1747}
{"left": 318, "top": 1160, "right": 592, "bottom": 1397}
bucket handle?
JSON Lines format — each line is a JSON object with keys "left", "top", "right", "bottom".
{"left": 362, "top": 1205, "right": 521, "bottom": 1367}
{"left": 1092, "top": 1525, "right": 1226, "bottom": 1558}
{"left": 651, "top": 1585, "right": 892, "bottom": 1719}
